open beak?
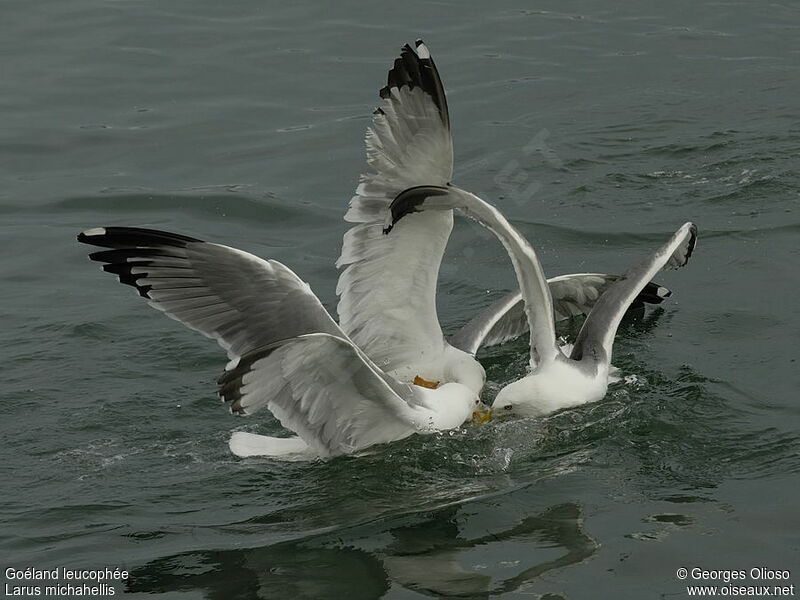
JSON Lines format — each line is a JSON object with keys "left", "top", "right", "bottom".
{"left": 471, "top": 406, "right": 494, "bottom": 424}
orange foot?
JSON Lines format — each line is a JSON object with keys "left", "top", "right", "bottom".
{"left": 413, "top": 375, "right": 440, "bottom": 389}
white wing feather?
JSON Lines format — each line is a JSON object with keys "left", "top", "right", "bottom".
{"left": 218, "top": 333, "right": 423, "bottom": 457}
{"left": 572, "top": 223, "right": 697, "bottom": 361}
{"left": 80, "top": 227, "right": 427, "bottom": 457}
{"left": 337, "top": 41, "right": 454, "bottom": 374}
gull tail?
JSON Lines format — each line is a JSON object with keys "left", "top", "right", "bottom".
{"left": 228, "top": 432, "right": 314, "bottom": 460}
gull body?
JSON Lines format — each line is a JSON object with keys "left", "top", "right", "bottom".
{"left": 494, "top": 355, "right": 609, "bottom": 417}
{"left": 78, "top": 227, "right": 480, "bottom": 460}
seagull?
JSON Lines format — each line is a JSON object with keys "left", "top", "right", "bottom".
{"left": 384, "top": 187, "right": 697, "bottom": 418}
{"left": 77, "top": 227, "right": 481, "bottom": 459}
{"left": 336, "top": 39, "right": 670, "bottom": 393}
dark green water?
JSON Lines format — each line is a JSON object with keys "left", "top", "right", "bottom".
{"left": 2, "top": 1, "right": 799, "bottom": 598}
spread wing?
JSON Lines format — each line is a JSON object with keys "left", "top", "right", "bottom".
{"left": 449, "top": 274, "right": 671, "bottom": 354}
{"left": 572, "top": 223, "right": 697, "bottom": 362}
{"left": 336, "top": 40, "right": 455, "bottom": 373}
{"left": 78, "top": 226, "right": 342, "bottom": 361}
{"left": 79, "top": 227, "right": 423, "bottom": 456}
{"left": 218, "top": 333, "right": 422, "bottom": 456}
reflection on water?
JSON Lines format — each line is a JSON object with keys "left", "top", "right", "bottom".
{"left": 128, "top": 502, "right": 596, "bottom": 599}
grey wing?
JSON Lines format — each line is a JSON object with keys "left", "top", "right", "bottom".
{"left": 572, "top": 223, "right": 697, "bottom": 362}
{"left": 78, "top": 227, "right": 343, "bottom": 361}
{"left": 449, "top": 273, "right": 672, "bottom": 354}
{"left": 449, "top": 291, "right": 526, "bottom": 355}
{"left": 336, "top": 40, "right": 455, "bottom": 374}
{"left": 218, "top": 333, "right": 420, "bottom": 456}
{"left": 550, "top": 272, "right": 672, "bottom": 320}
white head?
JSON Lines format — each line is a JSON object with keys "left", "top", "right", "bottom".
{"left": 490, "top": 378, "right": 546, "bottom": 418}
{"left": 490, "top": 360, "right": 609, "bottom": 418}
{"left": 444, "top": 348, "right": 486, "bottom": 395}
{"left": 424, "top": 382, "right": 481, "bottom": 430}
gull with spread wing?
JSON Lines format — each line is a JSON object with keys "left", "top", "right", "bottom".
{"left": 77, "top": 227, "right": 481, "bottom": 459}
{"left": 337, "top": 40, "right": 670, "bottom": 394}
{"left": 384, "top": 187, "right": 697, "bottom": 417}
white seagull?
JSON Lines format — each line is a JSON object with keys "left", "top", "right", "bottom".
{"left": 383, "top": 187, "right": 697, "bottom": 418}
{"left": 77, "top": 227, "right": 481, "bottom": 460}
{"left": 337, "top": 40, "right": 670, "bottom": 394}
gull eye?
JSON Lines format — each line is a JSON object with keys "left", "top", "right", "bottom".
{"left": 503, "top": 405, "right": 513, "bottom": 411}
{"left": 474, "top": 399, "right": 480, "bottom": 405}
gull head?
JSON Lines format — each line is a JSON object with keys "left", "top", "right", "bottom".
{"left": 426, "top": 383, "right": 481, "bottom": 430}
{"left": 490, "top": 377, "right": 549, "bottom": 418}
{"left": 444, "top": 349, "right": 486, "bottom": 396}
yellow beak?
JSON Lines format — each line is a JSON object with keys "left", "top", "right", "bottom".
{"left": 471, "top": 407, "right": 494, "bottom": 424}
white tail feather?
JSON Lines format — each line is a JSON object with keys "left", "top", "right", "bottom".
{"left": 228, "top": 432, "right": 314, "bottom": 460}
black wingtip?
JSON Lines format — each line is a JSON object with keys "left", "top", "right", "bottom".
{"left": 77, "top": 228, "right": 107, "bottom": 245}
{"left": 78, "top": 227, "right": 203, "bottom": 297}
{"left": 633, "top": 281, "right": 672, "bottom": 307}
{"left": 684, "top": 224, "right": 698, "bottom": 266}
{"left": 217, "top": 344, "right": 284, "bottom": 414}
{"left": 377, "top": 40, "right": 449, "bottom": 130}
{"left": 77, "top": 226, "right": 202, "bottom": 249}
{"left": 383, "top": 185, "right": 450, "bottom": 235}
